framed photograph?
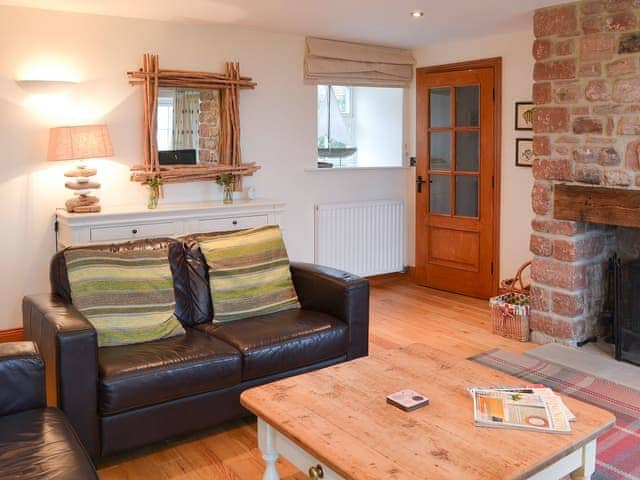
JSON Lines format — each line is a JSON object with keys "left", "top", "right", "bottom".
{"left": 516, "top": 138, "right": 533, "bottom": 167}
{"left": 515, "top": 102, "right": 534, "bottom": 130}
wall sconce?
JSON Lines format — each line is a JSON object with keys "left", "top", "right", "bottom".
{"left": 16, "top": 79, "right": 77, "bottom": 94}
{"left": 16, "top": 79, "right": 79, "bottom": 122}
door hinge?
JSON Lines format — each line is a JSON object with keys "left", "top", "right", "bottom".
{"left": 491, "top": 176, "right": 495, "bottom": 189}
{"left": 491, "top": 261, "right": 494, "bottom": 275}
{"left": 492, "top": 88, "right": 495, "bottom": 101}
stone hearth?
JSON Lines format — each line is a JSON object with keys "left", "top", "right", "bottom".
{"left": 531, "top": 0, "right": 640, "bottom": 344}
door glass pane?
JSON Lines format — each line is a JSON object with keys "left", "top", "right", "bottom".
{"left": 455, "top": 176, "right": 478, "bottom": 217}
{"left": 430, "top": 88, "right": 451, "bottom": 128}
{"left": 430, "top": 132, "right": 451, "bottom": 171}
{"left": 429, "top": 175, "right": 450, "bottom": 215}
{"left": 455, "top": 131, "right": 479, "bottom": 172}
{"left": 456, "top": 86, "right": 479, "bottom": 126}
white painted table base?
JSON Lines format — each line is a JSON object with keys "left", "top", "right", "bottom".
{"left": 257, "top": 418, "right": 598, "bottom": 480}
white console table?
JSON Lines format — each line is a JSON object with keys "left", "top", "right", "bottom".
{"left": 55, "top": 199, "right": 285, "bottom": 249}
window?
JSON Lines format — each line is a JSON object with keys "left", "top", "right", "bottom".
{"left": 157, "top": 96, "right": 174, "bottom": 151}
{"left": 316, "top": 85, "right": 404, "bottom": 168}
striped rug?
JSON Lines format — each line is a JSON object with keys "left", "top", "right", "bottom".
{"left": 470, "top": 349, "right": 640, "bottom": 480}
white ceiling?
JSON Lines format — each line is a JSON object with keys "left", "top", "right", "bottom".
{"left": 0, "top": 0, "right": 566, "bottom": 48}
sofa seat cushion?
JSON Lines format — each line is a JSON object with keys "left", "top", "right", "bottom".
{"left": 0, "top": 408, "right": 98, "bottom": 480}
{"left": 98, "top": 330, "right": 241, "bottom": 415}
{"left": 196, "top": 309, "right": 348, "bottom": 381}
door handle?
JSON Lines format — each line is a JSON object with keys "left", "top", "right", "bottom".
{"left": 416, "top": 176, "right": 426, "bottom": 193}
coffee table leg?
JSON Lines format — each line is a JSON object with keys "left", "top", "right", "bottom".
{"left": 258, "top": 418, "right": 280, "bottom": 480}
{"left": 570, "top": 439, "right": 596, "bottom": 480}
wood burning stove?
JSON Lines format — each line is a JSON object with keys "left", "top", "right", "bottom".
{"left": 611, "top": 255, "right": 640, "bottom": 366}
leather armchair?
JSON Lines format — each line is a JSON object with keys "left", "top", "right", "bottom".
{"left": 0, "top": 342, "right": 98, "bottom": 479}
{"left": 0, "top": 342, "right": 45, "bottom": 416}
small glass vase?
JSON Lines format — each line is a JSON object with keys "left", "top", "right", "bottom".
{"left": 223, "top": 185, "right": 233, "bottom": 204}
{"left": 148, "top": 185, "right": 159, "bottom": 209}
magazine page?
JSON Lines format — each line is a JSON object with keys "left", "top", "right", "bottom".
{"left": 473, "top": 389, "right": 572, "bottom": 434}
{"left": 467, "top": 385, "right": 575, "bottom": 422}
{"left": 527, "top": 387, "right": 576, "bottom": 422}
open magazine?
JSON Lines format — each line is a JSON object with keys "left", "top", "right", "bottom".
{"left": 469, "top": 386, "right": 574, "bottom": 434}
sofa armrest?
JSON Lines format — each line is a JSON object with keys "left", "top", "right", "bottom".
{"left": 22, "top": 294, "right": 100, "bottom": 458}
{"left": 0, "top": 341, "right": 45, "bottom": 416}
{"left": 290, "top": 262, "right": 369, "bottom": 360}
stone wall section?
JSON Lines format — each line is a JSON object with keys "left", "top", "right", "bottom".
{"left": 532, "top": 0, "right": 640, "bottom": 344}
{"left": 198, "top": 89, "right": 220, "bottom": 164}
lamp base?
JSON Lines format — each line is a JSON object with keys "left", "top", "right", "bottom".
{"left": 62, "top": 162, "right": 102, "bottom": 213}
{"left": 65, "top": 194, "right": 101, "bottom": 213}
{"left": 72, "top": 204, "right": 101, "bottom": 213}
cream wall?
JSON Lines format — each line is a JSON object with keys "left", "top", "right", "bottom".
{"left": 0, "top": 6, "right": 410, "bottom": 330}
{"left": 0, "top": 6, "right": 535, "bottom": 331}
{"left": 408, "top": 29, "right": 535, "bottom": 280}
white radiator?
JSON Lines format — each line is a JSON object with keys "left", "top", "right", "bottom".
{"left": 314, "top": 200, "right": 405, "bottom": 277}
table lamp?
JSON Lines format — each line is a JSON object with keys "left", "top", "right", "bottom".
{"left": 47, "top": 125, "right": 113, "bottom": 213}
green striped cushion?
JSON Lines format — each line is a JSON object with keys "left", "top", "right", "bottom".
{"left": 199, "top": 225, "right": 300, "bottom": 323}
{"left": 64, "top": 248, "right": 185, "bottom": 347}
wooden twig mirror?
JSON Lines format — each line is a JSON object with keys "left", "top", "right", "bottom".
{"left": 127, "top": 53, "right": 260, "bottom": 189}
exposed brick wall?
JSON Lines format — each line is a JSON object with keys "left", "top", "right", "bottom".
{"left": 531, "top": 0, "right": 640, "bottom": 344}
{"left": 198, "top": 90, "right": 220, "bottom": 164}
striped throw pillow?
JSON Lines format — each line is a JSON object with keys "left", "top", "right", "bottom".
{"left": 64, "top": 248, "right": 185, "bottom": 347}
{"left": 199, "top": 225, "right": 300, "bottom": 323}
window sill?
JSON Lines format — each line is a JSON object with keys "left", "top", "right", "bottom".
{"left": 304, "top": 166, "right": 410, "bottom": 173}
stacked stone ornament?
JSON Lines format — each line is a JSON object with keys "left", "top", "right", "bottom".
{"left": 64, "top": 166, "right": 101, "bottom": 213}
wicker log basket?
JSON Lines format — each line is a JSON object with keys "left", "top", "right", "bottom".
{"left": 490, "top": 261, "right": 531, "bottom": 342}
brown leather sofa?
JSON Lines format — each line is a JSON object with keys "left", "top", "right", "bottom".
{"left": 0, "top": 341, "right": 98, "bottom": 479}
{"left": 22, "top": 236, "right": 369, "bottom": 460}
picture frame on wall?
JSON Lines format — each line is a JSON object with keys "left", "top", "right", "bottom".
{"left": 516, "top": 138, "right": 533, "bottom": 167}
{"left": 515, "top": 102, "right": 534, "bottom": 130}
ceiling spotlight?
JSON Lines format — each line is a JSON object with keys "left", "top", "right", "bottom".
{"left": 411, "top": 11, "right": 424, "bottom": 18}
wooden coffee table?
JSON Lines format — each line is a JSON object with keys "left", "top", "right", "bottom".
{"left": 241, "top": 344, "right": 615, "bottom": 480}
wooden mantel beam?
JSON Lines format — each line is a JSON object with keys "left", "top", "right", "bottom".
{"left": 554, "top": 184, "right": 640, "bottom": 228}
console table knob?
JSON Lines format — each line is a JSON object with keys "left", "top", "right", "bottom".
{"left": 232, "top": 220, "right": 238, "bottom": 225}
{"left": 308, "top": 464, "right": 324, "bottom": 479}
{"left": 132, "top": 228, "right": 138, "bottom": 234}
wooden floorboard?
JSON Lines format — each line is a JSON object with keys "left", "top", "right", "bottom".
{"left": 98, "top": 277, "right": 533, "bottom": 479}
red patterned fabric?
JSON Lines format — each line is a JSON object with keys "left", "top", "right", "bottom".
{"left": 470, "top": 349, "right": 640, "bottom": 480}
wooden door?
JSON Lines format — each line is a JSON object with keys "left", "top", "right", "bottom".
{"left": 415, "top": 60, "right": 500, "bottom": 298}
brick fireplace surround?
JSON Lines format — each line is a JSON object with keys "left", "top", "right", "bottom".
{"left": 531, "top": 0, "right": 640, "bottom": 344}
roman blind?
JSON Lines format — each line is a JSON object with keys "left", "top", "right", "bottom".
{"left": 304, "top": 37, "right": 415, "bottom": 87}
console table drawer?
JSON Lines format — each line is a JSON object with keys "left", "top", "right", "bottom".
{"left": 198, "top": 215, "right": 268, "bottom": 232}
{"left": 55, "top": 200, "right": 284, "bottom": 249}
{"left": 90, "top": 222, "right": 177, "bottom": 242}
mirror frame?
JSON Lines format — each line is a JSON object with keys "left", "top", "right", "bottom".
{"left": 127, "top": 53, "right": 259, "bottom": 189}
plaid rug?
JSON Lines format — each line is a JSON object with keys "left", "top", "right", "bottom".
{"left": 469, "top": 349, "right": 640, "bottom": 480}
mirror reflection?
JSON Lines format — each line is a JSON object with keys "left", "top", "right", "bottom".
{"left": 156, "top": 87, "right": 220, "bottom": 165}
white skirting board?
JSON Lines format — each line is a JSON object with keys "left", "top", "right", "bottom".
{"left": 314, "top": 200, "right": 404, "bottom": 277}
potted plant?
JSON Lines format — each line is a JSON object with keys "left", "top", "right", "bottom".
{"left": 146, "top": 175, "right": 163, "bottom": 209}
{"left": 216, "top": 174, "right": 235, "bottom": 204}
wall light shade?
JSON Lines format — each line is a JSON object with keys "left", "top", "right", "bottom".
{"left": 16, "top": 79, "right": 77, "bottom": 94}
{"left": 48, "top": 124, "right": 114, "bottom": 161}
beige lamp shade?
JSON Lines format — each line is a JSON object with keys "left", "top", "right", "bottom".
{"left": 47, "top": 124, "right": 114, "bottom": 161}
